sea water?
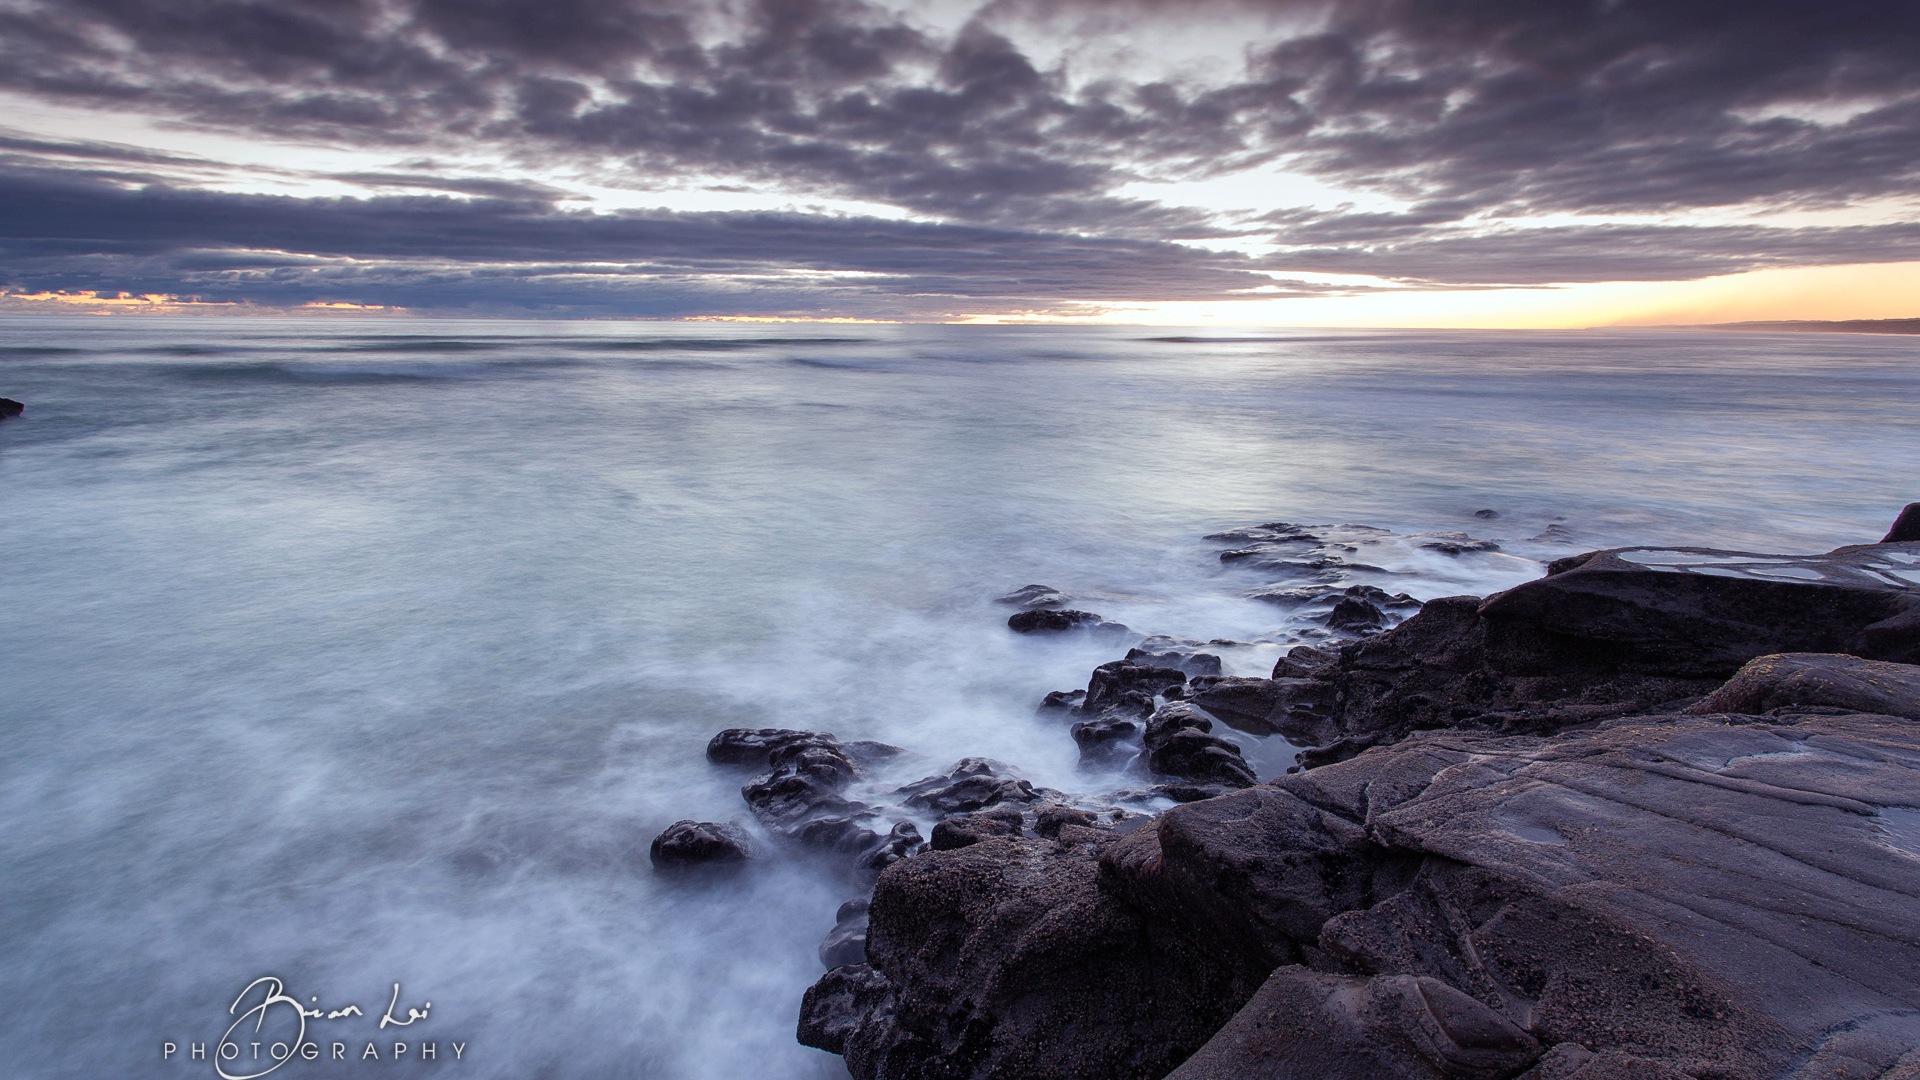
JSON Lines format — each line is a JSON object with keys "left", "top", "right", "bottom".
{"left": 1, "top": 317, "right": 1914, "bottom": 1078}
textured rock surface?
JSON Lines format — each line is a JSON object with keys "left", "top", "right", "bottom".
{"left": 797, "top": 529, "right": 1920, "bottom": 1079}
{"left": 798, "top": 833, "right": 1264, "bottom": 1080}
{"left": 805, "top": 704, "right": 1920, "bottom": 1079}
{"left": 1247, "top": 541, "right": 1920, "bottom": 748}
{"left": 1688, "top": 651, "right": 1920, "bottom": 720}
{"left": 647, "top": 819, "right": 754, "bottom": 869}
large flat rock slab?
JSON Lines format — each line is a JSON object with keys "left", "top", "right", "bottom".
{"left": 1480, "top": 542, "right": 1920, "bottom": 672}
{"left": 1166, "top": 709, "right": 1920, "bottom": 1079}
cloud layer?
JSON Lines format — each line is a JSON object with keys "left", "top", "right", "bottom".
{"left": 0, "top": 0, "right": 1915, "bottom": 315}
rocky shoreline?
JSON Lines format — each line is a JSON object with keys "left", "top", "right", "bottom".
{"left": 661, "top": 505, "right": 1920, "bottom": 1079}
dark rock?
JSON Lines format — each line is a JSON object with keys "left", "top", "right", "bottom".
{"left": 1006, "top": 608, "right": 1129, "bottom": 636}
{"left": 895, "top": 758, "right": 1045, "bottom": 815}
{"left": 1069, "top": 715, "right": 1140, "bottom": 767}
{"left": 1185, "top": 676, "right": 1281, "bottom": 733}
{"left": 797, "top": 963, "right": 891, "bottom": 1055}
{"left": 995, "top": 583, "right": 1069, "bottom": 609}
{"left": 1325, "top": 594, "right": 1386, "bottom": 632}
{"left": 1885, "top": 503, "right": 1920, "bottom": 543}
{"left": 1420, "top": 533, "right": 1501, "bottom": 555}
{"left": 1271, "top": 540, "right": 1920, "bottom": 747}
{"left": 647, "top": 820, "right": 754, "bottom": 870}
{"left": 739, "top": 735, "right": 884, "bottom": 857}
{"left": 797, "top": 836, "right": 1264, "bottom": 1080}
{"left": 1082, "top": 659, "right": 1187, "bottom": 717}
{"left": 1291, "top": 734, "right": 1379, "bottom": 771}
{"left": 1166, "top": 967, "right": 1541, "bottom": 1080}
{"left": 1126, "top": 646, "right": 1224, "bottom": 677}
{"left": 858, "top": 821, "right": 925, "bottom": 871}
{"left": 1142, "top": 703, "right": 1257, "bottom": 788}
{"left": 814, "top": 710, "right": 1920, "bottom": 1079}
{"left": 1273, "top": 644, "right": 1340, "bottom": 680}
{"left": 708, "top": 728, "right": 900, "bottom": 770}
{"left": 1473, "top": 509, "right": 1500, "bottom": 519}
{"left": 789, "top": 813, "right": 883, "bottom": 855}
{"left": 1687, "top": 652, "right": 1920, "bottom": 719}
{"left": 1039, "top": 688, "right": 1085, "bottom": 710}
{"left": 928, "top": 807, "right": 1024, "bottom": 850}
{"left": 1033, "top": 804, "right": 1099, "bottom": 838}
{"left": 1146, "top": 729, "right": 1256, "bottom": 788}
{"left": 0, "top": 398, "right": 21, "bottom": 420}
{"left": 1205, "top": 521, "right": 1321, "bottom": 544}
{"left": 820, "top": 898, "right": 872, "bottom": 969}
{"left": 707, "top": 727, "right": 831, "bottom": 767}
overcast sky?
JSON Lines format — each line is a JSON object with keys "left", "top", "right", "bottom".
{"left": 1, "top": 0, "right": 1917, "bottom": 323}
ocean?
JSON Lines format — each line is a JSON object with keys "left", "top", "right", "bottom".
{"left": 1, "top": 316, "right": 1914, "bottom": 1078}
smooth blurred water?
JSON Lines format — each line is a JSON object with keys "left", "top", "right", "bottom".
{"left": 0, "top": 316, "right": 1914, "bottom": 1079}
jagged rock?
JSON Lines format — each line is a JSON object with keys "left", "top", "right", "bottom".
{"left": 1069, "top": 715, "right": 1140, "bottom": 767}
{"left": 1420, "top": 534, "right": 1501, "bottom": 555}
{"left": 1006, "top": 608, "right": 1129, "bottom": 636}
{"left": 647, "top": 820, "right": 754, "bottom": 870}
{"left": 1033, "top": 804, "right": 1099, "bottom": 838}
{"left": 0, "top": 398, "right": 22, "bottom": 420}
{"left": 895, "top": 758, "right": 1047, "bottom": 815}
{"left": 1273, "top": 644, "right": 1340, "bottom": 680}
{"left": 797, "top": 835, "right": 1263, "bottom": 1080}
{"left": 996, "top": 584, "right": 1069, "bottom": 609}
{"left": 739, "top": 735, "right": 883, "bottom": 857}
{"left": 1274, "top": 540, "right": 1920, "bottom": 747}
{"left": 1205, "top": 522, "right": 1325, "bottom": 545}
{"left": 1325, "top": 594, "right": 1387, "bottom": 632}
{"left": 1126, "top": 646, "right": 1224, "bottom": 677}
{"left": 1081, "top": 659, "right": 1187, "bottom": 717}
{"left": 1186, "top": 676, "right": 1283, "bottom": 733}
{"left": 706, "top": 727, "right": 902, "bottom": 769}
{"left": 1688, "top": 652, "right": 1920, "bottom": 719}
{"left": 708, "top": 727, "right": 834, "bottom": 767}
{"left": 929, "top": 807, "right": 1024, "bottom": 850}
{"left": 798, "top": 963, "right": 891, "bottom": 1055}
{"left": 811, "top": 708, "right": 1920, "bottom": 1080}
{"left": 1165, "top": 967, "right": 1541, "bottom": 1080}
{"left": 820, "top": 898, "right": 872, "bottom": 969}
{"left": 1142, "top": 703, "right": 1256, "bottom": 788}
{"left": 858, "top": 821, "right": 925, "bottom": 871}
{"left": 1886, "top": 503, "right": 1920, "bottom": 543}
{"left": 1039, "top": 688, "right": 1085, "bottom": 710}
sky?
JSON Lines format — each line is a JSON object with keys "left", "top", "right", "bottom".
{"left": 0, "top": 0, "right": 1916, "bottom": 325}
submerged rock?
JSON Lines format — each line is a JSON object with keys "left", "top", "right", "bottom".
{"left": 995, "top": 583, "right": 1070, "bottom": 609}
{"left": 895, "top": 758, "right": 1047, "bottom": 815}
{"left": 1007, "top": 608, "right": 1130, "bottom": 636}
{"left": 648, "top": 820, "right": 754, "bottom": 870}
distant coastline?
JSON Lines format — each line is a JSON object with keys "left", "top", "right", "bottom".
{"left": 1708, "top": 317, "right": 1920, "bottom": 335}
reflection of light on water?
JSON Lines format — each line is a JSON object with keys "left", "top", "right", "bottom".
{"left": 1, "top": 319, "right": 1918, "bottom": 1077}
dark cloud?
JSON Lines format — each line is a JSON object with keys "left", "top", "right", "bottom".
{"left": 0, "top": 0, "right": 1915, "bottom": 309}
{"left": 0, "top": 163, "right": 1290, "bottom": 316}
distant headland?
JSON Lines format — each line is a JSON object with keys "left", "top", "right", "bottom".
{"left": 1712, "top": 318, "right": 1920, "bottom": 334}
